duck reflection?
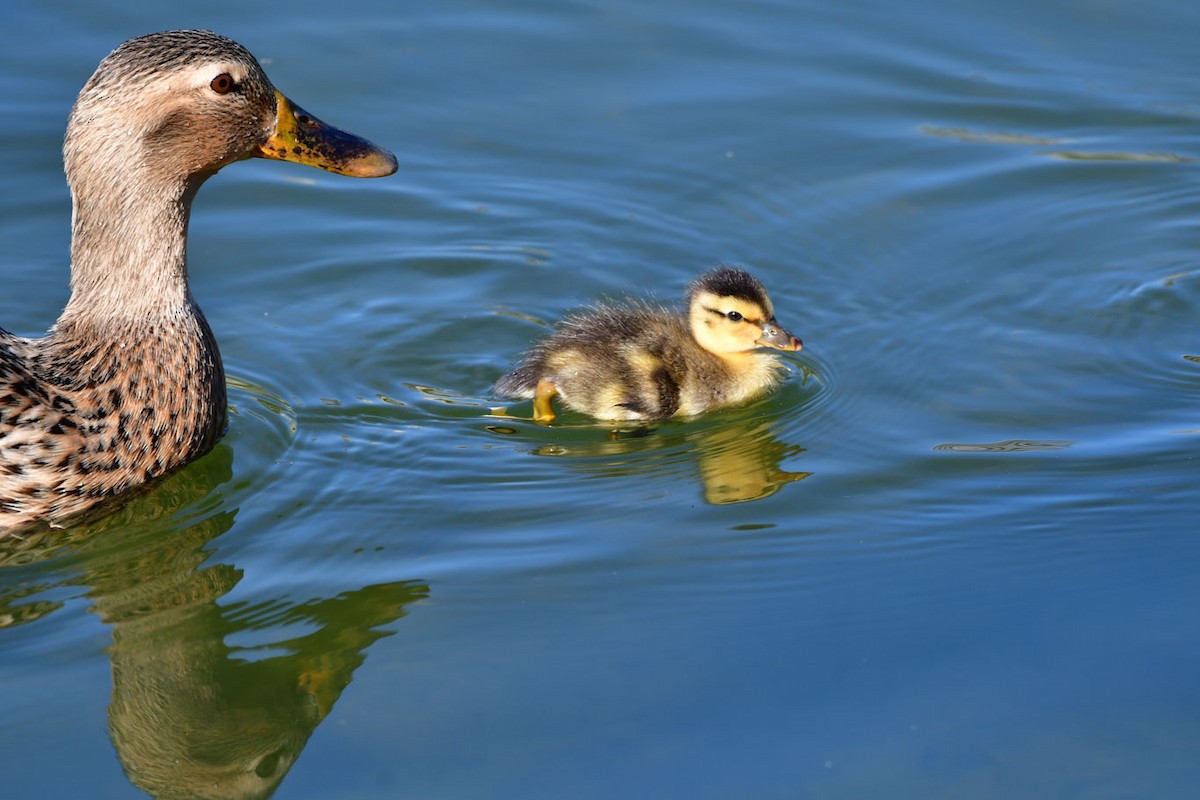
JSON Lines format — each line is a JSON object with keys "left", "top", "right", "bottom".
{"left": 691, "top": 422, "right": 811, "bottom": 504}
{"left": 493, "top": 415, "right": 810, "bottom": 504}
{"left": 0, "top": 447, "right": 427, "bottom": 800}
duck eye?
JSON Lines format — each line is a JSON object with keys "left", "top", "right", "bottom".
{"left": 209, "top": 73, "right": 235, "bottom": 95}
{"left": 726, "top": 311, "right": 743, "bottom": 322}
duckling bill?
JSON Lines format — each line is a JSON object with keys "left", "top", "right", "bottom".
{"left": 0, "top": 31, "right": 395, "bottom": 532}
{"left": 494, "top": 267, "right": 802, "bottom": 423}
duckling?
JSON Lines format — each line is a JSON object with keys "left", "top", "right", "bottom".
{"left": 494, "top": 266, "right": 802, "bottom": 423}
{"left": 0, "top": 31, "right": 396, "bottom": 531}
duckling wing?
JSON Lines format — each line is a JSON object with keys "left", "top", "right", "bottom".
{"left": 607, "top": 331, "right": 684, "bottom": 418}
{"left": 492, "top": 305, "right": 636, "bottom": 400}
{"left": 495, "top": 302, "right": 698, "bottom": 420}
{"left": 555, "top": 305, "right": 689, "bottom": 419}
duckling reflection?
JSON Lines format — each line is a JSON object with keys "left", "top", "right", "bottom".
{"left": 1, "top": 448, "right": 426, "bottom": 800}
{"left": 692, "top": 423, "right": 811, "bottom": 504}
{"left": 512, "top": 416, "right": 810, "bottom": 504}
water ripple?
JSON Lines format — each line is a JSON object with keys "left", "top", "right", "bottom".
{"left": 933, "top": 439, "right": 1074, "bottom": 453}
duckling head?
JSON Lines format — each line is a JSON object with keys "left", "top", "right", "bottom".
{"left": 64, "top": 30, "right": 396, "bottom": 199}
{"left": 687, "top": 266, "right": 803, "bottom": 356}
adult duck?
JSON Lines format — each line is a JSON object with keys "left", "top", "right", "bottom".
{"left": 0, "top": 30, "right": 396, "bottom": 531}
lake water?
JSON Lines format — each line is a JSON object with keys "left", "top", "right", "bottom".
{"left": 2, "top": 0, "right": 1198, "bottom": 797}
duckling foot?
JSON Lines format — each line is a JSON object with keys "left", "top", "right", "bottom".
{"left": 533, "top": 378, "right": 559, "bottom": 424}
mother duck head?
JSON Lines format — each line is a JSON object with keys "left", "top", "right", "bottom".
{"left": 0, "top": 30, "right": 395, "bottom": 531}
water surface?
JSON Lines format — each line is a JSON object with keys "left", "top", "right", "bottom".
{"left": 2, "top": 0, "right": 1198, "bottom": 797}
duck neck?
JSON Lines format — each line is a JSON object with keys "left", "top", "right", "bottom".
{"left": 38, "top": 169, "right": 228, "bottom": 476}
{"left": 60, "top": 170, "right": 210, "bottom": 325}
{"left": 49, "top": 169, "right": 228, "bottom": 454}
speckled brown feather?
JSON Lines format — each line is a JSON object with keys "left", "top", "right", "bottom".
{"left": 1, "top": 31, "right": 395, "bottom": 532}
{"left": 1, "top": 313, "right": 226, "bottom": 527}
{"left": 0, "top": 32, "right": 247, "bottom": 530}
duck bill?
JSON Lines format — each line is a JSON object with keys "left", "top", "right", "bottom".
{"left": 256, "top": 90, "right": 397, "bottom": 178}
{"left": 756, "top": 322, "right": 803, "bottom": 352}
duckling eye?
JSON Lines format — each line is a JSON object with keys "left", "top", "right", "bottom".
{"left": 726, "top": 311, "right": 743, "bottom": 322}
{"left": 209, "top": 73, "right": 236, "bottom": 95}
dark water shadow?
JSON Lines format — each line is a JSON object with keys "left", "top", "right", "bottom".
{"left": 0, "top": 446, "right": 428, "bottom": 800}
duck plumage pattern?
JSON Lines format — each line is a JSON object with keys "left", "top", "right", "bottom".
{"left": 0, "top": 31, "right": 395, "bottom": 532}
{"left": 494, "top": 266, "right": 802, "bottom": 423}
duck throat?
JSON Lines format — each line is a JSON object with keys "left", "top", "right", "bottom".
{"left": 63, "top": 169, "right": 207, "bottom": 314}
{"left": 47, "top": 172, "right": 229, "bottom": 476}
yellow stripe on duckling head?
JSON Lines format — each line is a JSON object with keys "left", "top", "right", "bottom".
{"left": 256, "top": 90, "right": 397, "bottom": 177}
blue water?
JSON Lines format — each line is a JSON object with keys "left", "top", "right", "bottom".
{"left": 2, "top": 0, "right": 1199, "bottom": 797}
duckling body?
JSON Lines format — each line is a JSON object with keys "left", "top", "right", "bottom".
{"left": 495, "top": 267, "right": 802, "bottom": 423}
{"left": 0, "top": 31, "right": 396, "bottom": 531}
